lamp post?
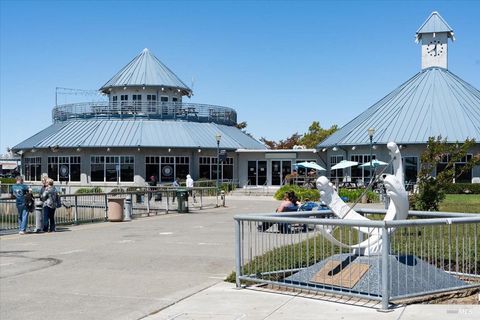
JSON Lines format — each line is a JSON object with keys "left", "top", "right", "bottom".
{"left": 215, "top": 134, "right": 222, "bottom": 190}
{"left": 367, "top": 128, "right": 375, "bottom": 184}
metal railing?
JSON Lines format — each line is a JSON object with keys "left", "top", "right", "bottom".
{"left": 52, "top": 101, "right": 238, "bottom": 126}
{"left": 0, "top": 187, "right": 222, "bottom": 233}
{"left": 234, "top": 209, "right": 480, "bottom": 310}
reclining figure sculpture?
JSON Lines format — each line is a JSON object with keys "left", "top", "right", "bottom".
{"left": 316, "top": 142, "right": 409, "bottom": 256}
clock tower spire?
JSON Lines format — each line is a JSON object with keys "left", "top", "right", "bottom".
{"left": 416, "top": 11, "right": 454, "bottom": 70}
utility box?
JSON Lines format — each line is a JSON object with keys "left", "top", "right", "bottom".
{"left": 176, "top": 189, "right": 189, "bottom": 213}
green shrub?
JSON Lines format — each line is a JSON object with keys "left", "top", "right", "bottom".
{"left": 443, "top": 183, "right": 480, "bottom": 194}
{"left": 220, "top": 183, "right": 236, "bottom": 193}
{"left": 274, "top": 185, "right": 320, "bottom": 201}
{"left": 0, "top": 178, "right": 16, "bottom": 184}
{"left": 338, "top": 188, "right": 379, "bottom": 203}
{"left": 110, "top": 188, "right": 125, "bottom": 193}
{"left": 274, "top": 185, "right": 379, "bottom": 203}
{"left": 75, "top": 187, "right": 103, "bottom": 194}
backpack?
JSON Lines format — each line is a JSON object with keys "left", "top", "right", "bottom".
{"left": 55, "top": 192, "right": 62, "bottom": 209}
{"left": 25, "top": 192, "right": 35, "bottom": 212}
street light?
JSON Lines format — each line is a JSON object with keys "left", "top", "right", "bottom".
{"left": 215, "top": 134, "right": 222, "bottom": 189}
{"left": 367, "top": 128, "right": 375, "bottom": 184}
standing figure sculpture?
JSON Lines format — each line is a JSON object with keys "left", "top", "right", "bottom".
{"left": 316, "top": 142, "right": 408, "bottom": 256}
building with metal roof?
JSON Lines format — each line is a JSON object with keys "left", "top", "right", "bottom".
{"left": 318, "top": 11, "right": 479, "bottom": 185}
{"left": 12, "top": 49, "right": 266, "bottom": 185}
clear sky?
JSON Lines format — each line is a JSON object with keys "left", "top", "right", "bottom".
{"left": 1, "top": 0, "right": 479, "bottom": 153}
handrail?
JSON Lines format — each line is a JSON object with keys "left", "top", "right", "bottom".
{"left": 52, "top": 101, "right": 238, "bottom": 126}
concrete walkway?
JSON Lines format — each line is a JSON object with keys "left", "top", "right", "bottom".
{"left": 2, "top": 196, "right": 477, "bottom": 319}
{"left": 146, "top": 282, "right": 480, "bottom": 320}
{"left": 0, "top": 198, "right": 278, "bottom": 320}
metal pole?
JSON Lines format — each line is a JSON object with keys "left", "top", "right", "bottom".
{"left": 74, "top": 195, "right": 79, "bottom": 225}
{"left": 370, "top": 135, "right": 373, "bottom": 184}
{"left": 216, "top": 140, "right": 220, "bottom": 190}
{"left": 380, "top": 226, "right": 391, "bottom": 311}
{"left": 235, "top": 219, "right": 242, "bottom": 288}
{"left": 34, "top": 200, "right": 43, "bottom": 232}
{"left": 104, "top": 194, "right": 108, "bottom": 221}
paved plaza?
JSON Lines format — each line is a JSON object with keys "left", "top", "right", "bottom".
{"left": 0, "top": 197, "right": 275, "bottom": 320}
{"left": 1, "top": 197, "right": 479, "bottom": 320}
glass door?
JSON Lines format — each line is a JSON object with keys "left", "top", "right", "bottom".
{"left": 257, "top": 161, "right": 267, "bottom": 185}
{"left": 281, "top": 161, "right": 291, "bottom": 185}
{"left": 271, "top": 161, "right": 281, "bottom": 185}
{"left": 247, "top": 161, "right": 257, "bottom": 185}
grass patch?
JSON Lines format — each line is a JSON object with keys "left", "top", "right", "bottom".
{"left": 439, "top": 194, "right": 480, "bottom": 213}
{"left": 227, "top": 222, "right": 480, "bottom": 284}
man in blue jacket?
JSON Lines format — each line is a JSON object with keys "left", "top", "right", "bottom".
{"left": 10, "top": 176, "right": 30, "bottom": 234}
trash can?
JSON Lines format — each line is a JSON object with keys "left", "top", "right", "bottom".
{"left": 108, "top": 197, "right": 124, "bottom": 222}
{"left": 176, "top": 189, "right": 189, "bottom": 213}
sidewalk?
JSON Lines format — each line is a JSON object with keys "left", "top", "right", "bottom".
{"left": 146, "top": 282, "right": 480, "bottom": 320}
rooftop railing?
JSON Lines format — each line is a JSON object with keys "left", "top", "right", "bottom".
{"left": 52, "top": 101, "right": 238, "bottom": 126}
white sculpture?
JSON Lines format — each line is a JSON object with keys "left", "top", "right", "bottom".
{"left": 316, "top": 142, "right": 408, "bottom": 256}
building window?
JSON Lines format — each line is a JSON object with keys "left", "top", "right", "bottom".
{"left": 172, "top": 97, "right": 178, "bottom": 102}
{"left": 132, "top": 94, "right": 142, "bottom": 111}
{"left": 145, "top": 156, "right": 190, "bottom": 182}
{"left": 350, "top": 154, "right": 376, "bottom": 182}
{"left": 160, "top": 96, "right": 168, "bottom": 102}
{"left": 330, "top": 155, "right": 344, "bottom": 180}
{"left": 24, "top": 157, "right": 42, "bottom": 181}
{"left": 403, "top": 156, "right": 418, "bottom": 185}
{"left": 147, "top": 95, "right": 156, "bottom": 112}
{"left": 48, "top": 156, "right": 81, "bottom": 182}
{"left": 199, "top": 156, "right": 234, "bottom": 180}
{"left": 90, "top": 156, "right": 134, "bottom": 182}
{"left": 112, "top": 95, "right": 118, "bottom": 108}
{"left": 437, "top": 154, "right": 473, "bottom": 183}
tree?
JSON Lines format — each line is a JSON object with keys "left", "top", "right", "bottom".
{"left": 414, "top": 137, "right": 480, "bottom": 211}
{"left": 235, "top": 121, "right": 248, "bottom": 130}
{"left": 260, "top": 121, "right": 338, "bottom": 150}
{"left": 299, "top": 121, "right": 338, "bottom": 149}
{"left": 260, "top": 133, "right": 302, "bottom": 150}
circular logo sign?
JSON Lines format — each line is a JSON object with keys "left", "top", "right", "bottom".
{"left": 60, "top": 164, "right": 69, "bottom": 178}
{"left": 162, "top": 165, "right": 173, "bottom": 177}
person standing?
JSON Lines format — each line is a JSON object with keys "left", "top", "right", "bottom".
{"left": 10, "top": 176, "right": 29, "bottom": 234}
{"left": 186, "top": 174, "right": 195, "bottom": 202}
{"left": 41, "top": 179, "right": 60, "bottom": 232}
{"left": 39, "top": 174, "right": 49, "bottom": 232}
{"left": 147, "top": 175, "right": 157, "bottom": 202}
{"left": 172, "top": 177, "right": 180, "bottom": 202}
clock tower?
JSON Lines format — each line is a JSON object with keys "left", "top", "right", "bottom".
{"left": 416, "top": 11, "right": 454, "bottom": 70}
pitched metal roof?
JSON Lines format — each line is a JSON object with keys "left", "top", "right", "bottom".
{"left": 13, "top": 119, "right": 266, "bottom": 150}
{"left": 416, "top": 11, "right": 454, "bottom": 41}
{"left": 100, "top": 48, "right": 192, "bottom": 95}
{"left": 318, "top": 67, "right": 480, "bottom": 148}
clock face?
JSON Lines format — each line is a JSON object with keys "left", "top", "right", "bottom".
{"left": 427, "top": 40, "right": 445, "bottom": 57}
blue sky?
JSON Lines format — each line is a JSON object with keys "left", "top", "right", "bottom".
{"left": 1, "top": 0, "right": 479, "bottom": 153}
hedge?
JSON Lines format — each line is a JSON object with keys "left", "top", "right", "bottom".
{"left": 273, "top": 185, "right": 379, "bottom": 203}
{"left": 75, "top": 187, "right": 104, "bottom": 194}
{"left": 443, "top": 183, "right": 480, "bottom": 194}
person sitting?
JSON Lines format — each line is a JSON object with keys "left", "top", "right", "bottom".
{"left": 258, "top": 191, "right": 300, "bottom": 232}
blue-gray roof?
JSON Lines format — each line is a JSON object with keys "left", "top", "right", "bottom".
{"left": 416, "top": 11, "right": 454, "bottom": 41}
{"left": 13, "top": 119, "right": 266, "bottom": 150}
{"left": 100, "top": 48, "right": 192, "bottom": 95}
{"left": 318, "top": 67, "right": 480, "bottom": 148}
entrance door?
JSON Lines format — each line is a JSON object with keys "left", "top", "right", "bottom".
{"left": 257, "top": 161, "right": 267, "bottom": 185}
{"left": 271, "top": 160, "right": 292, "bottom": 186}
{"left": 248, "top": 160, "right": 268, "bottom": 185}
{"left": 247, "top": 161, "right": 257, "bottom": 185}
{"left": 272, "top": 161, "right": 281, "bottom": 185}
